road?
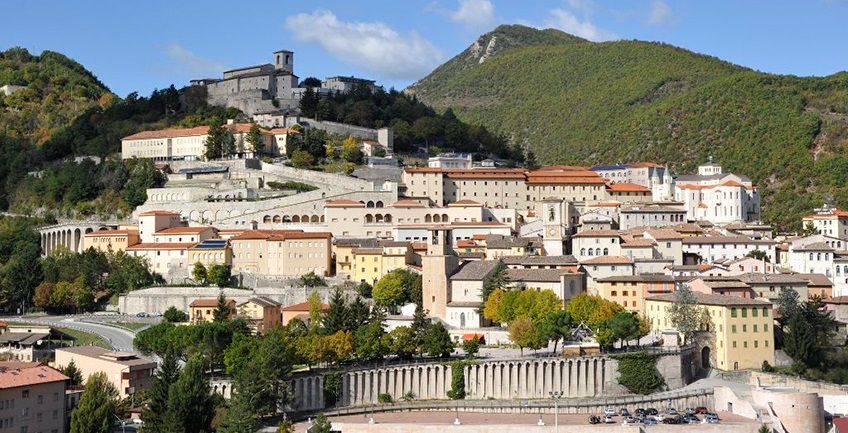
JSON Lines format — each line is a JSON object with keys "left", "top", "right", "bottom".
{"left": 10, "top": 315, "right": 139, "bottom": 353}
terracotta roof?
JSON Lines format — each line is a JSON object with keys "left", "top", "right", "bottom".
{"left": 282, "top": 301, "right": 328, "bottom": 312}
{"left": 449, "top": 200, "right": 482, "bottom": 206}
{"left": 391, "top": 200, "right": 426, "bottom": 208}
{"left": 720, "top": 180, "right": 746, "bottom": 188}
{"left": 592, "top": 202, "right": 622, "bottom": 207}
{"left": 239, "top": 296, "right": 281, "bottom": 307}
{"left": 0, "top": 363, "right": 68, "bottom": 389}
{"left": 793, "top": 242, "right": 834, "bottom": 251}
{"left": 156, "top": 226, "right": 214, "bottom": 235}
{"left": 826, "top": 296, "right": 848, "bottom": 305}
{"left": 230, "top": 229, "right": 331, "bottom": 241}
{"left": 500, "top": 255, "right": 577, "bottom": 266}
{"left": 628, "top": 162, "right": 664, "bottom": 168}
{"left": 324, "top": 199, "right": 365, "bottom": 207}
{"left": 138, "top": 210, "right": 181, "bottom": 216}
{"left": 647, "top": 292, "right": 771, "bottom": 306}
{"left": 352, "top": 247, "right": 383, "bottom": 254}
{"left": 126, "top": 242, "right": 196, "bottom": 250}
{"left": 672, "top": 223, "right": 703, "bottom": 233}
{"left": 606, "top": 183, "right": 651, "bottom": 193}
{"left": 123, "top": 126, "right": 209, "bottom": 141}
{"left": 622, "top": 239, "right": 655, "bottom": 247}
{"left": 85, "top": 229, "right": 138, "bottom": 237}
{"left": 507, "top": 268, "right": 574, "bottom": 282}
{"left": 645, "top": 229, "right": 683, "bottom": 240}
{"left": 456, "top": 240, "right": 476, "bottom": 248}
{"left": 526, "top": 176, "right": 607, "bottom": 185}
{"left": 537, "top": 165, "right": 589, "bottom": 171}
{"left": 190, "top": 298, "right": 235, "bottom": 308}
{"left": 682, "top": 236, "right": 774, "bottom": 245}
{"left": 803, "top": 209, "right": 848, "bottom": 219}
{"left": 581, "top": 255, "right": 634, "bottom": 265}
{"left": 792, "top": 273, "right": 833, "bottom": 287}
{"left": 596, "top": 274, "right": 676, "bottom": 283}
{"left": 268, "top": 127, "right": 301, "bottom": 134}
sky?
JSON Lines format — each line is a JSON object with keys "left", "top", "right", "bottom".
{"left": 2, "top": 0, "right": 848, "bottom": 97}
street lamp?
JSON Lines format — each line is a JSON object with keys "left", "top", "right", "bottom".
{"left": 549, "top": 391, "right": 563, "bottom": 433}
{"left": 454, "top": 403, "right": 461, "bottom": 425}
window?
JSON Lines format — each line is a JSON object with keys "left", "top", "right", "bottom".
{"left": 762, "top": 307, "right": 768, "bottom": 317}
{"left": 732, "top": 341, "right": 737, "bottom": 348}
{"left": 741, "top": 308, "right": 747, "bottom": 318}
{"left": 731, "top": 307, "right": 737, "bottom": 318}
{"left": 744, "top": 341, "right": 748, "bottom": 348}
{"left": 611, "top": 291, "right": 618, "bottom": 296}
{"left": 754, "top": 341, "right": 759, "bottom": 348}
{"left": 753, "top": 324, "right": 758, "bottom": 332}
{"left": 752, "top": 308, "right": 758, "bottom": 317}
{"left": 21, "top": 390, "right": 28, "bottom": 398}
{"left": 764, "top": 324, "right": 768, "bottom": 332}
{"left": 732, "top": 325, "right": 737, "bottom": 333}
{"left": 742, "top": 324, "right": 747, "bottom": 332}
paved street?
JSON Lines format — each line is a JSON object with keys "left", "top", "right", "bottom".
{"left": 9, "top": 315, "right": 139, "bottom": 353}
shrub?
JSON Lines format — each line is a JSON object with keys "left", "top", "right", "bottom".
{"left": 377, "top": 393, "right": 393, "bottom": 404}
{"left": 322, "top": 371, "right": 344, "bottom": 407}
{"left": 266, "top": 180, "right": 317, "bottom": 192}
{"left": 611, "top": 352, "right": 664, "bottom": 395}
{"left": 761, "top": 360, "right": 775, "bottom": 373}
{"left": 447, "top": 361, "right": 467, "bottom": 400}
{"left": 402, "top": 391, "right": 416, "bottom": 402}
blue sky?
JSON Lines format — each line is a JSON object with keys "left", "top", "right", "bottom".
{"left": 2, "top": 0, "right": 847, "bottom": 97}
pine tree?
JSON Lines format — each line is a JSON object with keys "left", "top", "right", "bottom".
{"left": 322, "top": 287, "right": 348, "bottom": 334}
{"left": 246, "top": 122, "right": 264, "bottom": 155}
{"left": 215, "top": 387, "right": 259, "bottom": 433}
{"left": 479, "top": 259, "right": 509, "bottom": 312}
{"left": 162, "top": 356, "right": 214, "bottom": 433}
{"left": 141, "top": 353, "right": 180, "bottom": 433}
{"left": 204, "top": 117, "right": 225, "bottom": 160}
{"left": 60, "top": 359, "right": 83, "bottom": 386}
{"left": 70, "top": 372, "right": 118, "bottom": 433}
{"left": 213, "top": 291, "right": 231, "bottom": 323}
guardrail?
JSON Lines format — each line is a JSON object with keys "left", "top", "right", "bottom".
{"left": 9, "top": 318, "right": 116, "bottom": 350}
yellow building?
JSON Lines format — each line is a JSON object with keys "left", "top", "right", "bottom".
{"left": 332, "top": 238, "right": 378, "bottom": 278}
{"left": 646, "top": 292, "right": 774, "bottom": 371}
{"left": 189, "top": 298, "right": 235, "bottom": 324}
{"left": 188, "top": 239, "right": 232, "bottom": 268}
{"left": 595, "top": 274, "right": 677, "bottom": 314}
{"left": 353, "top": 247, "right": 383, "bottom": 284}
{"left": 83, "top": 229, "right": 140, "bottom": 253}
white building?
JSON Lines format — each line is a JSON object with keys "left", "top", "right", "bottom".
{"left": 428, "top": 153, "right": 473, "bottom": 169}
{"left": 682, "top": 235, "right": 775, "bottom": 263}
{"left": 673, "top": 159, "right": 761, "bottom": 224}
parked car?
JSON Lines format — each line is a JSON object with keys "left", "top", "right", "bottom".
{"left": 695, "top": 406, "right": 708, "bottom": 414}
{"left": 603, "top": 415, "right": 615, "bottom": 424}
{"left": 634, "top": 408, "right": 646, "bottom": 416}
{"left": 704, "top": 413, "right": 720, "bottom": 424}
{"left": 136, "top": 312, "right": 148, "bottom": 317}
{"left": 604, "top": 407, "right": 616, "bottom": 416}
{"left": 588, "top": 415, "right": 601, "bottom": 424}
{"left": 644, "top": 417, "right": 658, "bottom": 425}
{"left": 665, "top": 407, "right": 678, "bottom": 415}
{"left": 653, "top": 414, "right": 665, "bottom": 422}
{"left": 684, "top": 407, "right": 696, "bottom": 415}
{"left": 646, "top": 408, "right": 659, "bottom": 416}
{"left": 620, "top": 408, "right": 630, "bottom": 417}
{"left": 623, "top": 416, "right": 637, "bottom": 424}
{"left": 683, "top": 414, "right": 700, "bottom": 424}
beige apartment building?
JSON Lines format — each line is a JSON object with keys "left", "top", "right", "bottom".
{"left": 126, "top": 242, "right": 195, "bottom": 274}
{"left": 189, "top": 298, "right": 235, "bottom": 324}
{"left": 596, "top": 274, "right": 677, "bottom": 314}
{"left": 121, "top": 122, "right": 284, "bottom": 161}
{"left": 402, "top": 167, "right": 527, "bottom": 208}
{"left": 54, "top": 347, "right": 156, "bottom": 399}
{"left": 237, "top": 297, "right": 281, "bottom": 334}
{"left": 137, "top": 210, "right": 183, "bottom": 243}
{"left": 230, "top": 230, "right": 332, "bottom": 276}
{"left": 83, "top": 229, "right": 139, "bottom": 253}
{"left": 188, "top": 239, "right": 232, "bottom": 268}
{"left": 0, "top": 362, "right": 68, "bottom": 433}
{"left": 646, "top": 292, "right": 774, "bottom": 370}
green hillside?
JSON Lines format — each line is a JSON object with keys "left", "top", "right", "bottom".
{"left": 409, "top": 25, "right": 848, "bottom": 230}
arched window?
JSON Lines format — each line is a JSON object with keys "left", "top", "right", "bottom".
{"left": 810, "top": 253, "right": 814, "bottom": 260}
{"left": 603, "top": 248, "right": 609, "bottom": 255}
{"left": 587, "top": 249, "right": 593, "bottom": 256}
{"left": 826, "top": 253, "right": 830, "bottom": 260}
{"left": 817, "top": 253, "right": 822, "bottom": 261}
{"left": 838, "top": 267, "right": 842, "bottom": 276}
{"left": 596, "top": 248, "right": 601, "bottom": 256}
{"left": 731, "top": 307, "right": 737, "bottom": 318}
{"left": 580, "top": 248, "right": 585, "bottom": 256}
{"left": 376, "top": 201, "right": 384, "bottom": 208}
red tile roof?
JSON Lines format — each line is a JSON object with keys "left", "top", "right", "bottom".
{"left": 628, "top": 162, "right": 664, "bottom": 168}
{"left": 581, "top": 255, "right": 634, "bottom": 265}
{"left": 127, "top": 242, "right": 196, "bottom": 250}
{"left": 190, "top": 298, "right": 235, "bottom": 308}
{"left": 606, "top": 183, "right": 651, "bottom": 193}
{"left": 156, "top": 226, "right": 214, "bottom": 235}
{"left": 282, "top": 301, "right": 328, "bottom": 312}
{"left": 268, "top": 127, "right": 301, "bottom": 135}
{"left": 85, "top": 229, "right": 138, "bottom": 237}
{"left": 391, "top": 200, "right": 426, "bottom": 208}
{"left": 230, "top": 229, "right": 331, "bottom": 241}
{"left": 449, "top": 200, "right": 482, "bottom": 206}
{"left": 0, "top": 363, "right": 68, "bottom": 389}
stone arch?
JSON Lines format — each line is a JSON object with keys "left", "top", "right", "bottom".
{"left": 311, "top": 215, "right": 320, "bottom": 223}
{"left": 282, "top": 215, "right": 291, "bottom": 223}
{"left": 701, "top": 346, "right": 710, "bottom": 369}
{"left": 366, "top": 201, "right": 375, "bottom": 208}
{"left": 376, "top": 201, "right": 384, "bottom": 208}
{"left": 189, "top": 210, "right": 200, "bottom": 222}
{"left": 202, "top": 210, "right": 212, "bottom": 222}
{"left": 263, "top": 215, "right": 272, "bottom": 223}
{"left": 230, "top": 209, "right": 242, "bottom": 218}
{"left": 320, "top": 215, "right": 325, "bottom": 222}
{"left": 384, "top": 214, "right": 392, "bottom": 223}
{"left": 84, "top": 228, "right": 93, "bottom": 234}
{"left": 215, "top": 209, "right": 227, "bottom": 221}
{"left": 425, "top": 214, "right": 432, "bottom": 223}
{"left": 442, "top": 213, "right": 449, "bottom": 222}
{"left": 301, "top": 215, "right": 309, "bottom": 222}
{"left": 292, "top": 215, "right": 301, "bottom": 223}
{"left": 365, "top": 214, "right": 373, "bottom": 223}
{"left": 273, "top": 215, "right": 282, "bottom": 223}
{"left": 375, "top": 214, "right": 384, "bottom": 223}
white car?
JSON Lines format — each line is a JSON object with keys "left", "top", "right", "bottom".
{"left": 604, "top": 407, "right": 616, "bottom": 416}
{"left": 603, "top": 415, "right": 615, "bottom": 424}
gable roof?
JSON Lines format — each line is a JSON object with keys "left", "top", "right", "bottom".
{"left": 646, "top": 291, "right": 771, "bottom": 306}
{"left": 580, "top": 255, "right": 634, "bottom": 265}
{"left": 0, "top": 363, "right": 68, "bottom": 389}
{"left": 450, "top": 260, "right": 500, "bottom": 281}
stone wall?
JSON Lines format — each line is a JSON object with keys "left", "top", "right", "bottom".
{"left": 717, "top": 370, "right": 848, "bottom": 394}
{"left": 331, "top": 422, "right": 756, "bottom": 433}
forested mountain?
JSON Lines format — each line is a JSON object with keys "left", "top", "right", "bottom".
{"left": 409, "top": 25, "right": 848, "bottom": 230}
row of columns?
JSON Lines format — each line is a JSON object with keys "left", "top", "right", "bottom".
{"left": 338, "top": 357, "right": 610, "bottom": 406}
{"left": 291, "top": 375, "right": 324, "bottom": 411}
{"left": 40, "top": 227, "right": 89, "bottom": 256}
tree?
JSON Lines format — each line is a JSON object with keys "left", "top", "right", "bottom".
{"left": 667, "top": 284, "right": 702, "bottom": 344}
{"left": 354, "top": 320, "right": 387, "bottom": 361}
{"left": 566, "top": 293, "right": 623, "bottom": 329}
{"left": 309, "top": 413, "right": 332, "bottom": 433}
{"left": 164, "top": 306, "right": 187, "bottom": 323}
{"left": 340, "top": 136, "right": 361, "bottom": 163}
{"left": 461, "top": 335, "right": 481, "bottom": 358}
{"left": 216, "top": 388, "right": 259, "bottom": 433}
{"left": 307, "top": 291, "right": 324, "bottom": 331}
{"left": 221, "top": 130, "right": 236, "bottom": 157}
{"left": 508, "top": 315, "right": 544, "bottom": 355}
{"left": 33, "top": 282, "right": 54, "bottom": 308}
{"left": 191, "top": 262, "right": 207, "bottom": 285}
{"left": 204, "top": 117, "right": 225, "bottom": 160}
{"left": 322, "top": 287, "right": 348, "bottom": 335}
{"left": 540, "top": 310, "right": 573, "bottom": 354}
{"left": 784, "top": 312, "right": 816, "bottom": 369}
{"left": 480, "top": 260, "right": 509, "bottom": 310}
{"left": 213, "top": 292, "right": 232, "bottom": 323}
{"left": 59, "top": 359, "right": 83, "bottom": 386}
{"left": 373, "top": 270, "right": 408, "bottom": 311}
{"left": 207, "top": 264, "right": 231, "bottom": 287}
{"left": 291, "top": 150, "right": 314, "bottom": 169}
{"left": 246, "top": 122, "right": 264, "bottom": 155}
{"left": 483, "top": 288, "right": 506, "bottom": 324}
{"left": 70, "top": 372, "right": 118, "bottom": 433}
{"left": 606, "top": 312, "right": 642, "bottom": 347}
{"left": 299, "top": 87, "right": 320, "bottom": 118}
{"left": 142, "top": 353, "right": 180, "bottom": 433}
{"left": 298, "top": 271, "right": 327, "bottom": 288}
{"left": 776, "top": 287, "right": 801, "bottom": 325}
{"left": 385, "top": 326, "right": 418, "bottom": 360}
{"left": 162, "top": 356, "right": 215, "bottom": 433}
{"left": 802, "top": 221, "right": 819, "bottom": 236}
{"left": 422, "top": 322, "right": 454, "bottom": 358}
{"left": 746, "top": 250, "right": 770, "bottom": 262}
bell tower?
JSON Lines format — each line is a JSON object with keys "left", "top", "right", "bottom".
{"left": 542, "top": 197, "right": 564, "bottom": 255}
{"left": 422, "top": 228, "right": 459, "bottom": 320}
{"left": 273, "top": 50, "right": 294, "bottom": 74}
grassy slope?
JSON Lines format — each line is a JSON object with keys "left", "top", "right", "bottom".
{"left": 411, "top": 26, "right": 848, "bottom": 229}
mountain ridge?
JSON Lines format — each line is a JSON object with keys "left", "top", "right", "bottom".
{"left": 408, "top": 25, "right": 848, "bottom": 229}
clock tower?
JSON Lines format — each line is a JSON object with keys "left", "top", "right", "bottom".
{"left": 542, "top": 197, "right": 564, "bottom": 255}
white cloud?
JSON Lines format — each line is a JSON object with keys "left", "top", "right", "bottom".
{"left": 450, "top": 0, "right": 496, "bottom": 31}
{"left": 285, "top": 10, "right": 444, "bottom": 81}
{"left": 545, "top": 8, "right": 618, "bottom": 41}
{"left": 647, "top": 0, "right": 672, "bottom": 26}
{"left": 567, "top": 0, "right": 594, "bottom": 14}
{"left": 162, "top": 43, "right": 227, "bottom": 77}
